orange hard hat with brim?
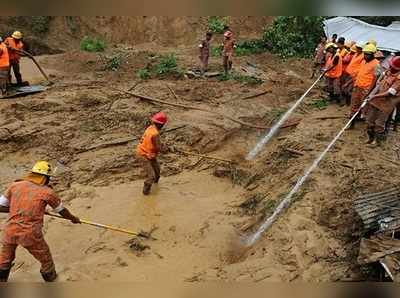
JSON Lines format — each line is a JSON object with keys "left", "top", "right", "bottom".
{"left": 151, "top": 112, "right": 168, "bottom": 125}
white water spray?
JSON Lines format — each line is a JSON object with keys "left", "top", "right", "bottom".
{"left": 246, "top": 72, "right": 325, "bottom": 160}
{"left": 245, "top": 95, "right": 375, "bottom": 247}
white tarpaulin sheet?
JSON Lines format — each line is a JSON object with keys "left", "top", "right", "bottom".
{"left": 323, "top": 17, "right": 400, "bottom": 53}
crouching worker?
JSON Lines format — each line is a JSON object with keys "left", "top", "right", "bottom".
{"left": 136, "top": 112, "right": 168, "bottom": 195}
{"left": 365, "top": 56, "right": 400, "bottom": 147}
{"left": 0, "top": 161, "right": 80, "bottom": 282}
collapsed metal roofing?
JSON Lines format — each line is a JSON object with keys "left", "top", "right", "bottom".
{"left": 354, "top": 187, "right": 400, "bottom": 234}
{"left": 323, "top": 17, "right": 400, "bottom": 53}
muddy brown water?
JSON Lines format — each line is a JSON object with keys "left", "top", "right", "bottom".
{"left": 3, "top": 171, "right": 244, "bottom": 281}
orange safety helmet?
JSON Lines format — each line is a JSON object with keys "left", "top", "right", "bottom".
{"left": 390, "top": 56, "right": 400, "bottom": 71}
{"left": 151, "top": 112, "right": 168, "bottom": 125}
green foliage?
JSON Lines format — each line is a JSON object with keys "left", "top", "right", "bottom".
{"left": 217, "top": 72, "right": 262, "bottom": 85}
{"left": 208, "top": 16, "right": 228, "bottom": 34}
{"left": 263, "top": 16, "right": 325, "bottom": 58}
{"left": 155, "top": 54, "right": 179, "bottom": 75}
{"left": 136, "top": 53, "right": 183, "bottom": 80}
{"left": 137, "top": 68, "right": 151, "bottom": 80}
{"left": 104, "top": 54, "right": 122, "bottom": 71}
{"left": 234, "top": 39, "right": 266, "bottom": 56}
{"left": 310, "top": 99, "right": 328, "bottom": 110}
{"left": 31, "top": 16, "right": 52, "bottom": 34}
{"left": 80, "top": 36, "right": 105, "bottom": 52}
{"left": 211, "top": 45, "right": 223, "bottom": 57}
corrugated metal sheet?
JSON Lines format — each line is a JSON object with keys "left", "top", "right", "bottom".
{"left": 354, "top": 187, "right": 400, "bottom": 233}
{"left": 323, "top": 17, "right": 400, "bottom": 53}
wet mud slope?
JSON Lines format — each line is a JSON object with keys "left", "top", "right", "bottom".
{"left": 0, "top": 39, "right": 399, "bottom": 282}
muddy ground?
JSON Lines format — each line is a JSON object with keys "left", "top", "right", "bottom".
{"left": 0, "top": 40, "right": 399, "bottom": 282}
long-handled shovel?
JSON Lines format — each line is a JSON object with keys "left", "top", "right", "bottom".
{"left": 47, "top": 213, "right": 142, "bottom": 237}
{"left": 13, "top": 48, "right": 53, "bottom": 85}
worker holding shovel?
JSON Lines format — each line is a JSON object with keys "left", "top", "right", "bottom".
{"left": 136, "top": 112, "right": 168, "bottom": 195}
{"left": 0, "top": 161, "right": 80, "bottom": 282}
{"left": 5, "top": 31, "right": 25, "bottom": 86}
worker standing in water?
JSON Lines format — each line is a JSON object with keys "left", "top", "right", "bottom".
{"left": 0, "top": 161, "right": 80, "bottom": 282}
{"left": 136, "top": 112, "right": 168, "bottom": 195}
{"left": 5, "top": 31, "right": 24, "bottom": 86}
{"left": 0, "top": 37, "right": 9, "bottom": 96}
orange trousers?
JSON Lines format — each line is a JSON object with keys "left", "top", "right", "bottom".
{"left": 0, "top": 237, "right": 55, "bottom": 274}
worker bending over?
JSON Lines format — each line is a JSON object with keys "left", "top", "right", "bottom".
{"left": 365, "top": 56, "right": 400, "bottom": 146}
{"left": 0, "top": 37, "right": 9, "bottom": 95}
{"left": 0, "top": 161, "right": 80, "bottom": 282}
{"left": 136, "top": 112, "right": 168, "bottom": 195}
{"left": 5, "top": 31, "right": 24, "bottom": 86}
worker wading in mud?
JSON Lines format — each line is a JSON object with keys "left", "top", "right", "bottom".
{"left": 5, "top": 31, "right": 24, "bottom": 86}
{"left": 0, "top": 161, "right": 80, "bottom": 282}
{"left": 365, "top": 56, "right": 400, "bottom": 147}
{"left": 0, "top": 37, "right": 9, "bottom": 96}
{"left": 136, "top": 112, "right": 168, "bottom": 195}
{"left": 199, "top": 32, "right": 212, "bottom": 75}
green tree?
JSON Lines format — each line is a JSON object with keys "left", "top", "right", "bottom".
{"left": 263, "top": 16, "right": 325, "bottom": 58}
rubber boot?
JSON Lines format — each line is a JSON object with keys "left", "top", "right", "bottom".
{"left": 0, "top": 267, "right": 11, "bottom": 282}
{"left": 41, "top": 269, "right": 57, "bottom": 282}
{"left": 365, "top": 129, "right": 375, "bottom": 144}
{"left": 143, "top": 183, "right": 152, "bottom": 195}
{"left": 154, "top": 175, "right": 160, "bottom": 184}
{"left": 328, "top": 92, "right": 334, "bottom": 101}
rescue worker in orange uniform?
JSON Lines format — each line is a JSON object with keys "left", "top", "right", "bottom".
{"left": 136, "top": 112, "right": 168, "bottom": 195}
{"left": 0, "top": 161, "right": 80, "bottom": 282}
{"left": 5, "top": 31, "right": 24, "bottom": 86}
{"left": 324, "top": 42, "right": 343, "bottom": 104}
{"left": 341, "top": 44, "right": 364, "bottom": 105}
{"left": 349, "top": 44, "right": 380, "bottom": 128}
{"left": 0, "top": 37, "right": 10, "bottom": 95}
{"left": 365, "top": 56, "right": 400, "bottom": 146}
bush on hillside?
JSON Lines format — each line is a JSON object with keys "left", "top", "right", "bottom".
{"left": 80, "top": 36, "right": 105, "bottom": 52}
{"left": 263, "top": 16, "right": 325, "bottom": 58}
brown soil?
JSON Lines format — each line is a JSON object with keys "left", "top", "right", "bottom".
{"left": 0, "top": 17, "right": 399, "bottom": 282}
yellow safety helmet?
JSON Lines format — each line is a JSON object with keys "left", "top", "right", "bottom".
{"left": 325, "top": 42, "right": 337, "bottom": 50}
{"left": 11, "top": 31, "right": 23, "bottom": 39}
{"left": 367, "top": 39, "right": 377, "bottom": 46}
{"left": 362, "top": 44, "right": 377, "bottom": 54}
{"left": 31, "top": 161, "right": 52, "bottom": 176}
